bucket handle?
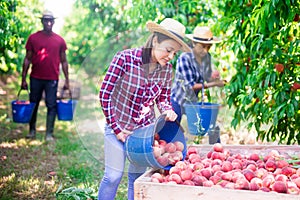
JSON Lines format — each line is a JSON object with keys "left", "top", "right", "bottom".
{"left": 17, "top": 88, "right": 30, "bottom": 101}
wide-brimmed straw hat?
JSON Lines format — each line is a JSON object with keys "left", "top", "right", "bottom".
{"left": 146, "top": 18, "right": 191, "bottom": 52}
{"left": 186, "top": 26, "right": 221, "bottom": 44}
{"left": 40, "top": 10, "right": 56, "bottom": 19}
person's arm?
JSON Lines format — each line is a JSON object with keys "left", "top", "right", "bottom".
{"left": 21, "top": 50, "right": 33, "bottom": 89}
{"left": 60, "top": 51, "right": 69, "bottom": 90}
{"left": 193, "top": 79, "right": 226, "bottom": 90}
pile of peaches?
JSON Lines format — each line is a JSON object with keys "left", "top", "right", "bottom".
{"left": 152, "top": 133, "right": 185, "bottom": 167}
{"left": 151, "top": 143, "right": 300, "bottom": 195}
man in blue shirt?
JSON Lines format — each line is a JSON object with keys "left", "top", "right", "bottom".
{"left": 171, "top": 26, "right": 226, "bottom": 144}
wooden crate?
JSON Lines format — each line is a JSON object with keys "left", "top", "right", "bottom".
{"left": 134, "top": 145, "right": 300, "bottom": 200}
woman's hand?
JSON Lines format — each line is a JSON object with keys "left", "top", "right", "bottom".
{"left": 162, "top": 110, "right": 178, "bottom": 122}
{"left": 116, "top": 129, "right": 132, "bottom": 143}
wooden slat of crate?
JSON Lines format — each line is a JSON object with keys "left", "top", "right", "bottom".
{"left": 134, "top": 145, "right": 300, "bottom": 200}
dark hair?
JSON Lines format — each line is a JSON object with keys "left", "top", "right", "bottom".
{"left": 142, "top": 32, "right": 172, "bottom": 64}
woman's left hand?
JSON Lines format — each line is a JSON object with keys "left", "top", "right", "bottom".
{"left": 162, "top": 110, "right": 178, "bottom": 122}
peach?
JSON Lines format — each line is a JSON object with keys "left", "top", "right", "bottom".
{"left": 234, "top": 178, "right": 250, "bottom": 190}
{"left": 221, "top": 161, "right": 233, "bottom": 172}
{"left": 180, "top": 169, "right": 193, "bottom": 181}
{"left": 287, "top": 181, "right": 300, "bottom": 194}
{"left": 192, "top": 175, "right": 206, "bottom": 186}
{"left": 275, "top": 174, "right": 288, "bottom": 183}
{"left": 187, "top": 146, "right": 198, "bottom": 155}
{"left": 276, "top": 159, "right": 289, "bottom": 168}
{"left": 200, "top": 168, "right": 213, "bottom": 179}
{"left": 183, "top": 180, "right": 195, "bottom": 186}
{"left": 272, "top": 181, "right": 287, "bottom": 193}
{"left": 293, "top": 177, "right": 300, "bottom": 188}
{"left": 165, "top": 142, "right": 177, "bottom": 153}
{"left": 159, "top": 139, "right": 167, "bottom": 146}
{"left": 249, "top": 182, "right": 260, "bottom": 191}
{"left": 173, "top": 141, "right": 184, "bottom": 152}
{"left": 168, "top": 151, "right": 183, "bottom": 165}
{"left": 153, "top": 146, "right": 163, "bottom": 158}
{"left": 249, "top": 153, "right": 260, "bottom": 162}
{"left": 213, "top": 143, "right": 223, "bottom": 152}
{"left": 265, "top": 160, "right": 276, "bottom": 172}
{"left": 169, "top": 166, "right": 181, "bottom": 175}
{"left": 202, "top": 180, "right": 214, "bottom": 187}
{"left": 246, "top": 163, "right": 257, "bottom": 172}
{"left": 221, "top": 172, "right": 232, "bottom": 182}
{"left": 188, "top": 153, "right": 201, "bottom": 163}
{"left": 242, "top": 169, "right": 256, "bottom": 181}
{"left": 282, "top": 166, "right": 294, "bottom": 177}
{"left": 168, "top": 173, "right": 182, "bottom": 184}
{"left": 157, "top": 154, "right": 169, "bottom": 167}
{"left": 212, "top": 165, "right": 222, "bottom": 174}
{"left": 250, "top": 177, "right": 263, "bottom": 187}
{"left": 255, "top": 168, "right": 267, "bottom": 179}
{"left": 224, "top": 182, "right": 235, "bottom": 189}
{"left": 262, "top": 174, "right": 275, "bottom": 189}
{"left": 175, "top": 160, "right": 187, "bottom": 170}
{"left": 206, "top": 150, "right": 213, "bottom": 158}
{"left": 151, "top": 172, "right": 164, "bottom": 183}
{"left": 209, "top": 175, "right": 221, "bottom": 185}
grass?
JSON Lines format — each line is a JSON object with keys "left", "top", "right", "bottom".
{"left": 0, "top": 75, "right": 128, "bottom": 200}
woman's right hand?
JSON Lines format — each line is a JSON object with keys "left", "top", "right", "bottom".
{"left": 116, "top": 129, "right": 132, "bottom": 143}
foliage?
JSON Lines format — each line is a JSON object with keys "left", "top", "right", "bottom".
{"left": 218, "top": 0, "right": 300, "bottom": 144}
{"left": 62, "top": 0, "right": 222, "bottom": 77}
{"left": 56, "top": 185, "right": 97, "bottom": 200}
{"left": 0, "top": 0, "right": 42, "bottom": 75}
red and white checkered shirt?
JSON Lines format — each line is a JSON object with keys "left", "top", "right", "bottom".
{"left": 99, "top": 47, "right": 173, "bottom": 135}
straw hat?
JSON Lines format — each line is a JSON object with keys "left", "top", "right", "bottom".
{"left": 146, "top": 18, "right": 191, "bottom": 52}
{"left": 40, "top": 10, "right": 56, "bottom": 19}
{"left": 186, "top": 26, "right": 221, "bottom": 44}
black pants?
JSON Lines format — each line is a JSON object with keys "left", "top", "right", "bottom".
{"left": 29, "top": 77, "right": 58, "bottom": 129}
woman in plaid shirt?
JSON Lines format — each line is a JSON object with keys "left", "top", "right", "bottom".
{"left": 98, "top": 18, "right": 190, "bottom": 200}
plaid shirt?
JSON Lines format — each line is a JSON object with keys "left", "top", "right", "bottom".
{"left": 171, "top": 52, "right": 212, "bottom": 105}
{"left": 99, "top": 47, "right": 173, "bottom": 135}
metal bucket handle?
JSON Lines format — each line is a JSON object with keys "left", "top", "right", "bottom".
{"left": 16, "top": 88, "right": 30, "bottom": 101}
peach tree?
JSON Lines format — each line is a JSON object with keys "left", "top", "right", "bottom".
{"left": 218, "top": 0, "right": 300, "bottom": 144}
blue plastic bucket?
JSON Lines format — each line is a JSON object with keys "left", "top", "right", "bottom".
{"left": 124, "top": 114, "right": 187, "bottom": 170}
{"left": 183, "top": 102, "right": 220, "bottom": 136}
{"left": 57, "top": 100, "right": 77, "bottom": 121}
{"left": 11, "top": 100, "right": 36, "bottom": 123}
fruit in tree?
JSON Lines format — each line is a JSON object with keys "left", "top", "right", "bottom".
{"left": 291, "top": 82, "right": 300, "bottom": 91}
{"left": 274, "top": 63, "right": 284, "bottom": 73}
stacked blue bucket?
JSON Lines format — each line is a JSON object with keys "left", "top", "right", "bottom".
{"left": 124, "top": 114, "right": 187, "bottom": 170}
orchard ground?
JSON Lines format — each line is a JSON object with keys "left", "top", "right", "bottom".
{"left": 0, "top": 74, "right": 277, "bottom": 199}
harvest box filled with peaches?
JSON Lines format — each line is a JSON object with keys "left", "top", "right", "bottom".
{"left": 134, "top": 143, "right": 300, "bottom": 200}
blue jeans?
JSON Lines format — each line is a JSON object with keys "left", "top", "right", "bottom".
{"left": 171, "top": 98, "right": 183, "bottom": 123}
{"left": 29, "top": 77, "right": 58, "bottom": 130}
{"left": 98, "top": 125, "right": 147, "bottom": 200}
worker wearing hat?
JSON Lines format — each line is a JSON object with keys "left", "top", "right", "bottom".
{"left": 171, "top": 26, "right": 226, "bottom": 144}
{"left": 98, "top": 18, "right": 190, "bottom": 200}
{"left": 21, "top": 10, "right": 69, "bottom": 141}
